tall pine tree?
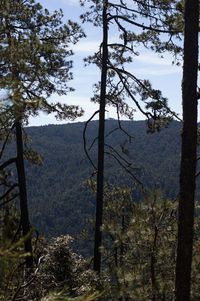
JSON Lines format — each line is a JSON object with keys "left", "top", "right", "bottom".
{"left": 0, "top": 0, "right": 84, "bottom": 267}
{"left": 81, "top": 0, "right": 182, "bottom": 272}
{"left": 175, "top": 0, "right": 199, "bottom": 299}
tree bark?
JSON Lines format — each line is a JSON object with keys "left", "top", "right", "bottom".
{"left": 93, "top": 0, "right": 108, "bottom": 273}
{"left": 15, "top": 120, "right": 33, "bottom": 268}
{"left": 175, "top": 0, "right": 199, "bottom": 299}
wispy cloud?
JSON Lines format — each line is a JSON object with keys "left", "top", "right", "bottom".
{"left": 60, "top": 0, "right": 80, "bottom": 6}
{"left": 72, "top": 33, "right": 123, "bottom": 54}
{"left": 60, "top": 0, "right": 91, "bottom": 7}
{"left": 133, "top": 67, "right": 181, "bottom": 76}
{"left": 72, "top": 40, "right": 101, "bottom": 53}
{"left": 134, "top": 53, "right": 180, "bottom": 66}
{"left": 131, "top": 52, "right": 182, "bottom": 75}
{"left": 28, "top": 96, "right": 146, "bottom": 127}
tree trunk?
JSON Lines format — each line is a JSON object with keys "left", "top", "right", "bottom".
{"left": 15, "top": 120, "right": 33, "bottom": 268}
{"left": 93, "top": 0, "right": 108, "bottom": 273}
{"left": 175, "top": 0, "right": 199, "bottom": 299}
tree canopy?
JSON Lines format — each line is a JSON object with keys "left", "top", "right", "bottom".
{"left": 0, "top": 0, "right": 84, "bottom": 122}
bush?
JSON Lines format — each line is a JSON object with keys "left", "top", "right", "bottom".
{"left": 27, "top": 235, "right": 100, "bottom": 301}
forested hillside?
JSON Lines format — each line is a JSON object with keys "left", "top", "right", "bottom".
{"left": 1, "top": 0, "right": 200, "bottom": 298}
{"left": 24, "top": 120, "right": 182, "bottom": 239}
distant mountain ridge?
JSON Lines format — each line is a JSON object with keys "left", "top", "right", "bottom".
{"left": 22, "top": 120, "right": 184, "bottom": 240}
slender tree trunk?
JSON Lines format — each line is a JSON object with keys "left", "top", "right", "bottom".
{"left": 93, "top": 0, "right": 108, "bottom": 273}
{"left": 15, "top": 120, "right": 33, "bottom": 268}
{"left": 175, "top": 0, "right": 199, "bottom": 299}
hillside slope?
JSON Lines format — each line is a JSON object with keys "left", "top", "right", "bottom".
{"left": 24, "top": 120, "right": 183, "bottom": 240}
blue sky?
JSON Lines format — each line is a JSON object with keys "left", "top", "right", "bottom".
{"left": 29, "top": 0, "right": 184, "bottom": 126}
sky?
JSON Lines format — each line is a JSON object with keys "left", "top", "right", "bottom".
{"left": 28, "top": 0, "right": 184, "bottom": 127}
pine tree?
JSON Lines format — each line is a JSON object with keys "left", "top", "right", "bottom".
{"left": 0, "top": 0, "right": 84, "bottom": 121}
{"left": 81, "top": 0, "right": 182, "bottom": 273}
{"left": 0, "top": 0, "right": 84, "bottom": 267}
{"left": 175, "top": 0, "right": 199, "bottom": 299}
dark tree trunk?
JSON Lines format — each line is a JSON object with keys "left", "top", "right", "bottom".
{"left": 93, "top": 0, "right": 108, "bottom": 273}
{"left": 15, "top": 120, "right": 33, "bottom": 269}
{"left": 175, "top": 0, "right": 199, "bottom": 299}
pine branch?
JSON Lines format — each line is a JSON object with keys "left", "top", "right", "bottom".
{"left": 108, "top": 15, "right": 180, "bottom": 34}
{"left": 0, "top": 157, "right": 17, "bottom": 170}
{"left": 83, "top": 110, "right": 99, "bottom": 170}
{"left": 0, "top": 183, "right": 18, "bottom": 201}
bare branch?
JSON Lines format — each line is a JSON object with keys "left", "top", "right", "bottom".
{"left": 108, "top": 2, "right": 168, "bottom": 23}
{"left": 108, "top": 15, "right": 179, "bottom": 34}
{"left": 107, "top": 43, "right": 135, "bottom": 53}
{"left": 0, "top": 124, "right": 15, "bottom": 160}
{"left": 83, "top": 111, "right": 99, "bottom": 170}
{"left": 0, "top": 183, "right": 18, "bottom": 201}
{"left": 12, "top": 255, "right": 45, "bottom": 301}
{"left": 116, "top": 106, "right": 134, "bottom": 140}
{"left": 105, "top": 127, "right": 119, "bottom": 139}
{"left": 0, "top": 157, "right": 17, "bottom": 170}
{"left": 105, "top": 143, "right": 136, "bottom": 167}
{"left": 0, "top": 193, "right": 19, "bottom": 207}
{"left": 104, "top": 151, "right": 143, "bottom": 188}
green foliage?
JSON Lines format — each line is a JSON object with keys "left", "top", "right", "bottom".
{"left": 0, "top": 0, "right": 85, "bottom": 283}
{"left": 0, "top": 204, "right": 28, "bottom": 301}
{"left": 1, "top": 0, "right": 197, "bottom": 299}
{"left": 0, "top": 230, "right": 105, "bottom": 301}
{"left": 100, "top": 186, "right": 200, "bottom": 300}
{"left": 2, "top": 187, "right": 200, "bottom": 301}
{"left": 19, "top": 120, "right": 180, "bottom": 241}
{"left": 81, "top": 0, "right": 182, "bottom": 131}
{"left": 0, "top": 0, "right": 84, "bottom": 123}
{"left": 23, "top": 235, "right": 103, "bottom": 301}
{"left": 102, "top": 187, "right": 177, "bottom": 300}
{"left": 41, "top": 289, "right": 104, "bottom": 301}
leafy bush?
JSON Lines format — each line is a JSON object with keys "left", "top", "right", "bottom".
{"left": 26, "top": 235, "right": 101, "bottom": 301}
